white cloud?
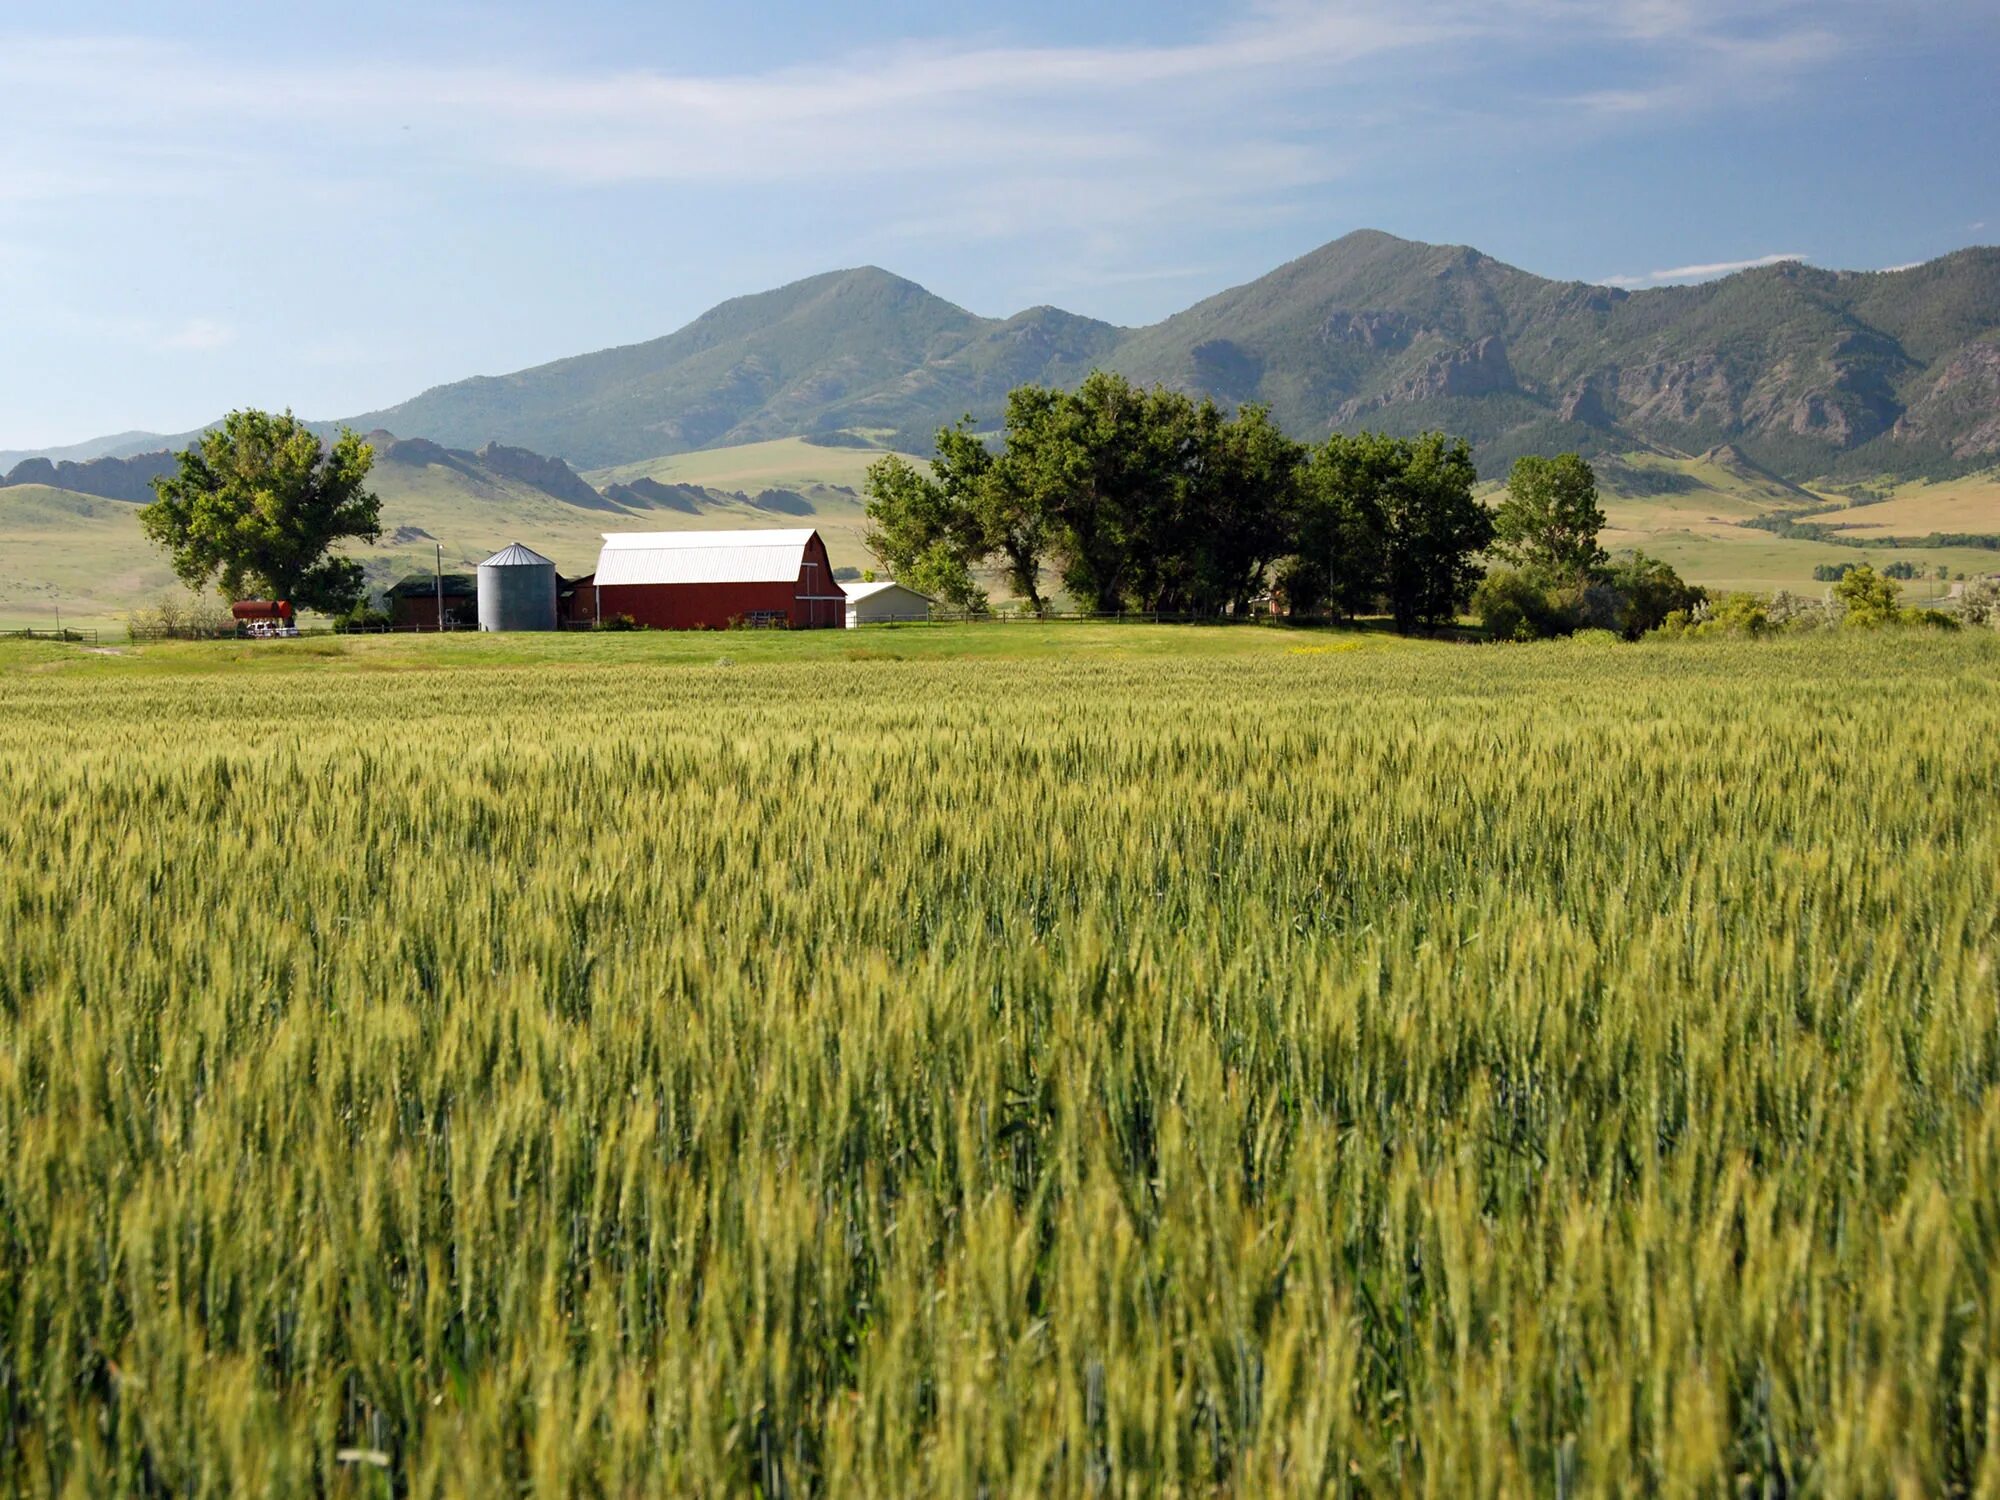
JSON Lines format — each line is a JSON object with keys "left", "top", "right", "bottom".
{"left": 0, "top": 0, "right": 1878, "bottom": 207}
{"left": 1600, "top": 252, "right": 1809, "bottom": 288}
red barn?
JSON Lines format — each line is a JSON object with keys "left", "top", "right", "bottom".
{"left": 592, "top": 529, "right": 845, "bottom": 629}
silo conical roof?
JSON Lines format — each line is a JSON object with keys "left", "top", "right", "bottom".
{"left": 480, "top": 542, "right": 554, "bottom": 568}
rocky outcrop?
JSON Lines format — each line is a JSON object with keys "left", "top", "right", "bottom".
{"left": 1318, "top": 310, "right": 1420, "bottom": 351}
{"left": 378, "top": 435, "right": 458, "bottom": 467}
{"left": 1557, "top": 378, "right": 1616, "bottom": 428}
{"left": 1891, "top": 339, "right": 2000, "bottom": 458}
{"left": 600, "top": 478, "right": 706, "bottom": 514}
{"left": 473, "top": 443, "right": 612, "bottom": 509}
{"left": 1404, "top": 336, "right": 1516, "bottom": 400}
{"left": 749, "top": 488, "right": 815, "bottom": 516}
{"left": 1615, "top": 357, "right": 1743, "bottom": 431}
{"left": 0, "top": 450, "right": 176, "bottom": 501}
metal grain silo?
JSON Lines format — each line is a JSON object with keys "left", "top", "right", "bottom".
{"left": 477, "top": 542, "right": 558, "bottom": 631}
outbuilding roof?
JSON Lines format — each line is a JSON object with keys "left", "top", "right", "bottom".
{"left": 595, "top": 529, "right": 821, "bottom": 587}
{"left": 480, "top": 542, "right": 554, "bottom": 568}
{"left": 386, "top": 572, "right": 476, "bottom": 597}
{"left": 841, "top": 580, "right": 934, "bottom": 603}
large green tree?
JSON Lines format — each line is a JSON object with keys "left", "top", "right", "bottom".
{"left": 1492, "top": 453, "right": 1606, "bottom": 580}
{"left": 140, "top": 410, "right": 382, "bottom": 614}
{"left": 1375, "top": 433, "right": 1493, "bottom": 633}
{"left": 1285, "top": 431, "right": 1491, "bottom": 630}
{"left": 861, "top": 423, "right": 994, "bottom": 612}
{"left": 1147, "top": 399, "right": 1300, "bottom": 615}
{"left": 1285, "top": 432, "right": 1398, "bottom": 619}
{"left": 1003, "top": 373, "right": 1169, "bottom": 614}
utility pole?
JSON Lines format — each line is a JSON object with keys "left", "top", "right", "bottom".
{"left": 435, "top": 542, "right": 444, "bottom": 632}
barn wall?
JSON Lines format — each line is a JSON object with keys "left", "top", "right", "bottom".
{"left": 597, "top": 534, "right": 846, "bottom": 629}
{"left": 391, "top": 594, "right": 477, "bottom": 630}
{"left": 790, "top": 534, "right": 844, "bottom": 630}
{"left": 597, "top": 580, "right": 803, "bottom": 630}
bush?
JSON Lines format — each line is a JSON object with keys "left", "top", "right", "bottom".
{"left": 1479, "top": 553, "right": 1704, "bottom": 643}
{"left": 336, "top": 603, "right": 392, "bottom": 631}
{"left": 1602, "top": 553, "right": 1705, "bottom": 638}
{"left": 1474, "top": 569, "right": 1571, "bottom": 641}
{"left": 126, "top": 589, "right": 235, "bottom": 640}
{"left": 1961, "top": 577, "right": 2000, "bottom": 627}
{"left": 1657, "top": 593, "right": 1771, "bottom": 638}
{"left": 1766, "top": 589, "right": 1833, "bottom": 631}
{"left": 1832, "top": 565, "right": 1902, "bottom": 627}
{"left": 593, "top": 613, "right": 642, "bottom": 632}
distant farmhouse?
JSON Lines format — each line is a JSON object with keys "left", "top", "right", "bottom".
{"left": 591, "top": 529, "right": 845, "bottom": 629}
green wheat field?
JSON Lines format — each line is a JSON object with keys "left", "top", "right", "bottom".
{"left": 3, "top": 624, "right": 1999, "bottom": 1496}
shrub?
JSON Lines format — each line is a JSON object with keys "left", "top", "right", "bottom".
{"left": 1473, "top": 568, "right": 1570, "bottom": 641}
{"left": 337, "top": 603, "right": 392, "bottom": 631}
{"left": 1601, "top": 552, "right": 1705, "bottom": 638}
{"left": 1961, "top": 577, "right": 2000, "bottom": 628}
{"left": 1658, "top": 593, "right": 1770, "bottom": 637}
{"left": 1765, "top": 589, "right": 1828, "bottom": 630}
{"left": 1833, "top": 565, "right": 1902, "bottom": 627}
{"left": 126, "top": 589, "right": 234, "bottom": 640}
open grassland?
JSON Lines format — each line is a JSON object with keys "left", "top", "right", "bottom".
{"left": 1593, "top": 455, "right": 2000, "bottom": 597}
{"left": 584, "top": 435, "right": 917, "bottom": 494}
{"left": 1595, "top": 525, "right": 1989, "bottom": 601}
{"left": 0, "top": 484, "right": 180, "bottom": 631}
{"left": 1813, "top": 473, "right": 2000, "bottom": 540}
{"left": 3, "top": 625, "right": 2000, "bottom": 1495}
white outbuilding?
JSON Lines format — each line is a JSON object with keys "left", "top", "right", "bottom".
{"left": 841, "top": 580, "right": 934, "bottom": 628}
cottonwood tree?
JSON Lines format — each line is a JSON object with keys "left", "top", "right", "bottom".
{"left": 1002, "top": 373, "right": 1166, "bottom": 614}
{"left": 1375, "top": 433, "right": 1493, "bottom": 633}
{"left": 139, "top": 410, "right": 381, "bottom": 614}
{"left": 1492, "top": 453, "right": 1606, "bottom": 580}
{"left": 861, "top": 424, "right": 994, "bottom": 612}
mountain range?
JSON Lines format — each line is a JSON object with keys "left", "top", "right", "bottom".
{"left": 9, "top": 230, "right": 2000, "bottom": 488}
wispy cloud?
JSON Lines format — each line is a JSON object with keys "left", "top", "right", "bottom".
{"left": 1601, "top": 252, "right": 1808, "bottom": 288}
{"left": 0, "top": 0, "right": 1879, "bottom": 209}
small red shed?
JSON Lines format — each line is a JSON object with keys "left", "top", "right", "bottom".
{"left": 591, "top": 529, "right": 844, "bottom": 630}
{"left": 230, "top": 600, "right": 294, "bottom": 624}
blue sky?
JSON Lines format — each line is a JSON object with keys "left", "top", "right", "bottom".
{"left": 2, "top": 0, "right": 1996, "bottom": 449}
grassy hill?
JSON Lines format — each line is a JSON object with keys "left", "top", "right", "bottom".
{"left": 0, "top": 485, "right": 182, "bottom": 628}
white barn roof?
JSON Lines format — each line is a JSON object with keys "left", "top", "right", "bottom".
{"left": 842, "top": 580, "right": 934, "bottom": 603}
{"left": 595, "top": 529, "right": 820, "bottom": 587}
